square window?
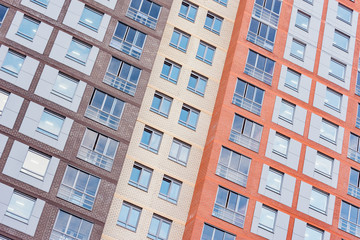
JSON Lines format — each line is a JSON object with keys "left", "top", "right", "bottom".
{"left": 179, "top": 105, "right": 199, "bottom": 130}
{"left": 0, "top": 4, "right": 8, "bottom": 27}
{"left": 314, "top": 152, "right": 333, "bottom": 178}
{"left": 284, "top": 68, "right": 300, "bottom": 91}
{"left": 187, "top": 72, "right": 207, "bottom": 96}
{"left": 79, "top": 6, "right": 103, "bottom": 32}
{"left": 329, "top": 58, "right": 346, "bottom": 80}
{"left": 1, "top": 50, "right": 25, "bottom": 77}
{"left": 0, "top": 89, "right": 9, "bottom": 115}
{"left": 272, "top": 132, "right": 289, "bottom": 157}
{"left": 51, "top": 73, "right": 79, "bottom": 101}
{"left": 129, "top": 163, "right": 152, "bottom": 191}
{"left": 295, "top": 11, "right": 310, "bottom": 31}
{"left": 309, "top": 188, "right": 328, "bottom": 214}
{"left": 196, "top": 41, "right": 215, "bottom": 65}
{"left": 150, "top": 92, "right": 172, "bottom": 117}
{"left": 333, "top": 30, "right": 350, "bottom": 52}
{"left": 266, "top": 168, "right": 283, "bottom": 194}
{"left": 160, "top": 59, "right": 181, "bottom": 84}
{"left": 204, "top": 12, "right": 223, "bottom": 34}
{"left": 117, "top": 202, "right": 141, "bottom": 232}
{"left": 290, "top": 39, "right": 305, "bottom": 60}
{"left": 305, "top": 225, "right": 324, "bottom": 240}
{"left": 278, "top": 99, "right": 295, "bottom": 123}
{"left": 337, "top": 3, "right": 352, "bottom": 24}
{"left": 30, "top": 0, "right": 49, "bottom": 8}
{"left": 201, "top": 224, "right": 236, "bottom": 240}
{"left": 148, "top": 215, "right": 172, "bottom": 240}
{"left": 66, "top": 39, "right": 92, "bottom": 65}
{"left": 179, "top": 1, "right": 198, "bottom": 22}
{"left": 232, "top": 78, "right": 264, "bottom": 115}
{"left": 21, "top": 148, "right": 50, "bottom": 180}
{"left": 245, "top": 50, "right": 275, "bottom": 85}
{"left": 37, "top": 109, "right": 65, "bottom": 139}
{"left": 325, "top": 87, "right": 342, "bottom": 111}
{"left": 320, "top": 119, "right": 338, "bottom": 144}
{"left": 16, "top": 15, "right": 39, "bottom": 41}
{"left": 127, "top": 0, "right": 161, "bottom": 29}
{"left": 339, "top": 201, "right": 360, "bottom": 237}
{"left": 169, "top": 139, "right": 191, "bottom": 166}
{"left": 259, "top": 205, "right": 277, "bottom": 232}
{"left": 159, "top": 176, "right": 182, "bottom": 204}
{"left": 140, "top": 126, "right": 163, "bottom": 153}
{"left": 6, "top": 191, "right": 35, "bottom": 223}
{"left": 213, "top": 0, "right": 228, "bottom": 6}
{"left": 247, "top": 18, "right": 276, "bottom": 51}
{"left": 170, "top": 29, "right": 190, "bottom": 52}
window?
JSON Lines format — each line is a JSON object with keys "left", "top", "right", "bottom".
{"left": 320, "top": 119, "right": 338, "bottom": 143}
{"left": 259, "top": 205, "right": 277, "bottom": 232}
{"left": 337, "top": 3, "right": 352, "bottom": 24}
{"left": 140, "top": 126, "right": 162, "bottom": 153}
{"left": 159, "top": 176, "right": 182, "bottom": 204}
{"left": 349, "top": 132, "right": 360, "bottom": 163}
{"left": 333, "top": 30, "right": 350, "bottom": 52}
{"left": 309, "top": 188, "right": 328, "bottom": 214}
{"left": 77, "top": 128, "right": 119, "bottom": 171}
{"left": 278, "top": 99, "right": 295, "bottom": 123}
{"left": 339, "top": 201, "right": 360, "bottom": 237}
{"left": 0, "top": 4, "right": 8, "bottom": 27}
{"left": 230, "top": 114, "right": 263, "bottom": 152}
{"left": 349, "top": 168, "right": 360, "bottom": 199}
{"left": 325, "top": 87, "right": 342, "bottom": 111}
{"left": 213, "top": 186, "right": 248, "bottom": 228}
{"left": 16, "top": 16, "right": 39, "bottom": 41}
{"left": 127, "top": 0, "right": 161, "bottom": 29}
{"left": 129, "top": 163, "right": 152, "bottom": 191}
{"left": 170, "top": 29, "right": 190, "bottom": 52}
{"left": 110, "top": 22, "right": 146, "bottom": 59}
{"left": 150, "top": 92, "right": 172, "bottom": 117}
{"left": 30, "top": 0, "right": 49, "bottom": 8}
{"left": 21, "top": 148, "right": 50, "bottom": 180}
{"left": 85, "top": 89, "right": 125, "bottom": 130}
{"left": 245, "top": 49, "right": 275, "bottom": 85}
{"left": 0, "top": 89, "right": 9, "bottom": 115}
{"left": 314, "top": 152, "right": 333, "bottom": 178}
{"left": 168, "top": 139, "right": 191, "bottom": 165}
{"left": 213, "top": 0, "right": 228, "bottom": 6}
{"left": 187, "top": 72, "right": 207, "bottom": 96}
{"left": 196, "top": 41, "right": 215, "bottom": 65}
{"left": 272, "top": 132, "right": 289, "bottom": 157}
{"left": 266, "top": 168, "right": 283, "bottom": 194}
{"left": 201, "top": 224, "right": 236, "bottom": 240}
{"left": 329, "top": 58, "right": 346, "bottom": 80}
{"left": 290, "top": 39, "right": 305, "bottom": 60}
{"left": 232, "top": 78, "right": 264, "bottom": 115}
{"left": 179, "top": 105, "right": 199, "bottom": 130}
{"left": 79, "top": 6, "right": 103, "bottom": 31}
{"left": 57, "top": 166, "right": 100, "bottom": 210}
{"left": 295, "top": 11, "right": 310, "bottom": 31}
{"left": 66, "top": 39, "right": 91, "bottom": 65}
{"left": 117, "top": 202, "right": 141, "bottom": 231}
{"left": 305, "top": 225, "right": 324, "bottom": 240}
{"left": 147, "top": 215, "right": 172, "bottom": 240}
{"left": 255, "top": 0, "right": 282, "bottom": 15}
{"left": 160, "top": 60, "right": 181, "bottom": 84}
{"left": 103, "top": 56, "right": 142, "bottom": 96}
{"left": 284, "top": 68, "right": 300, "bottom": 91}
{"left": 253, "top": 0, "right": 282, "bottom": 26}
{"left": 204, "top": 12, "right": 223, "bottom": 34}
{"left": 6, "top": 191, "right": 35, "bottom": 223}
{"left": 179, "top": 1, "right": 198, "bottom": 22}
{"left": 1, "top": 50, "right": 25, "bottom": 77}
{"left": 216, "top": 147, "right": 251, "bottom": 187}
{"left": 247, "top": 18, "right": 276, "bottom": 51}
{"left": 51, "top": 73, "right": 79, "bottom": 101}
{"left": 37, "top": 109, "right": 65, "bottom": 139}
{"left": 51, "top": 210, "right": 93, "bottom": 240}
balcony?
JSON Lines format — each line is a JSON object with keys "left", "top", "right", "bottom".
{"left": 339, "top": 218, "right": 360, "bottom": 237}
{"left": 84, "top": 105, "right": 120, "bottom": 130}
{"left": 216, "top": 164, "right": 248, "bottom": 187}
{"left": 77, "top": 146, "right": 114, "bottom": 171}
{"left": 246, "top": 31, "right": 274, "bottom": 52}
{"left": 229, "top": 130, "right": 260, "bottom": 152}
{"left": 252, "top": 3, "right": 279, "bottom": 27}
{"left": 110, "top": 36, "right": 142, "bottom": 59}
{"left": 232, "top": 93, "right": 261, "bottom": 115}
{"left": 348, "top": 184, "right": 360, "bottom": 200}
{"left": 348, "top": 148, "right": 360, "bottom": 164}
{"left": 126, "top": 7, "right": 157, "bottom": 29}
{"left": 244, "top": 63, "right": 272, "bottom": 85}
{"left": 103, "top": 72, "right": 137, "bottom": 96}
{"left": 57, "top": 185, "right": 95, "bottom": 210}
{"left": 212, "top": 204, "right": 245, "bottom": 228}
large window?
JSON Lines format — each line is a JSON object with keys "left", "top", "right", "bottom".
{"left": 66, "top": 39, "right": 92, "bottom": 65}
{"left": 349, "top": 168, "right": 360, "bottom": 199}
{"left": 329, "top": 58, "right": 346, "bottom": 80}
{"left": 290, "top": 39, "right": 305, "bottom": 60}
{"left": 196, "top": 41, "right": 215, "bottom": 65}
{"left": 337, "top": 3, "right": 352, "bottom": 24}
{"left": 110, "top": 22, "right": 146, "bottom": 59}
{"left": 247, "top": 18, "right": 276, "bottom": 51}
{"left": 0, "top": 89, "right": 9, "bottom": 115}
{"left": 253, "top": 0, "right": 282, "bottom": 26}
{"left": 51, "top": 73, "right": 79, "bottom": 101}
{"left": 259, "top": 205, "right": 277, "bottom": 232}
{"left": 150, "top": 92, "right": 172, "bottom": 117}
{"left": 16, "top": 15, "right": 39, "bottom": 41}
{"left": 178, "top": 105, "right": 199, "bottom": 130}
{"left": 266, "top": 168, "right": 283, "bottom": 194}
{"left": 168, "top": 139, "right": 191, "bottom": 166}
{"left": 305, "top": 225, "right": 324, "bottom": 240}
{"left": 204, "top": 12, "right": 223, "bottom": 35}
{"left": 140, "top": 126, "right": 163, "bottom": 153}
{"left": 129, "top": 163, "right": 152, "bottom": 191}
{"left": 325, "top": 87, "right": 342, "bottom": 111}
{"left": 201, "top": 224, "right": 235, "bottom": 240}
{"left": 170, "top": 29, "right": 190, "bottom": 52}
{"left": 58, "top": 166, "right": 100, "bottom": 210}
{"left": 295, "top": 11, "right": 310, "bottom": 31}
{"left": 284, "top": 68, "right": 300, "bottom": 91}
{"left": 160, "top": 60, "right": 181, "bottom": 84}
{"left": 233, "top": 78, "right": 264, "bottom": 115}
{"left": 339, "top": 201, "right": 360, "bottom": 237}
{"left": 187, "top": 72, "right": 207, "bottom": 96}
{"left": 179, "top": 1, "right": 198, "bottom": 22}
{"left": 6, "top": 191, "right": 35, "bottom": 223}
{"left": 147, "top": 215, "right": 172, "bottom": 240}
{"left": 1, "top": 50, "right": 25, "bottom": 77}
{"left": 0, "top": 4, "right": 8, "bottom": 27}
{"left": 103, "top": 57, "right": 142, "bottom": 96}
{"left": 159, "top": 176, "right": 182, "bottom": 204}
{"left": 314, "top": 152, "right": 333, "bottom": 178}
{"left": 127, "top": 0, "right": 161, "bottom": 29}
{"left": 117, "top": 202, "right": 141, "bottom": 232}
{"left": 79, "top": 6, "right": 103, "bottom": 32}
{"left": 213, "top": 186, "right": 248, "bottom": 228}
{"left": 37, "top": 109, "right": 65, "bottom": 139}
{"left": 333, "top": 30, "right": 350, "bottom": 52}
{"left": 85, "top": 89, "right": 125, "bottom": 130}
{"left": 309, "top": 188, "right": 328, "bottom": 214}
{"left": 245, "top": 49, "right": 275, "bottom": 85}
{"left": 349, "top": 132, "right": 360, "bottom": 163}
{"left": 278, "top": 99, "right": 295, "bottom": 123}
{"left": 21, "top": 148, "right": 50, "bottom": 180}
{"left": 320, "top": 119, "right": 338, "bottom": 144}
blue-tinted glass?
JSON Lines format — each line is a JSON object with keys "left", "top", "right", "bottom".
{"left": 214, "top": 229, "right": 225, "bottom": 240}
{"left": 268, "top": 27, "right": 276, "bottom": 42}
{"left": 78, "top": 219, "right": 92, "bottom": 239}
{"left": 197, "top": 78, "right": 207, "bottom": 93}
{"left": 67, "top": 216, "right": 81, "bottom": 237}
{"left": 245, "top": 85, "right": 255, "bottom": 99}
{"left": 170, "top": 65, "right": 180, "bottom": 81}
{"left": 38, "top": 111, "right": 64, "bottom": 138}
{"left": 161, "top": 98, "right": 171, "bottom": 114}
{"left": 170, "top": 31, "right": 180, "bottom": 45}
{"left": 247, "top": 50, "right": 257, "bottom": 66}
{"left": 249, "top": 18, "right": 259, "bottom": 33}
{"left": 54, "top": 211, "right": 70, "bottom": 232}
{"left": 179, "top": 108, "right": 189, "bottom": 122}
{"left": 161, "top": 62, "right": 171, "bottom": 77}
{"left": 148, "top": 217, "right": 160, "bottom": 236}
{"left": 337, "top": 4, "right": 352, "bottom": 24}
{"left": 233, "top": 115, "right": 244, "bottom": 132}
{"left": 188, "top": 6, "right": 197, "bottom": 20}
{"left": 140, "top": 0, "right": 151, "bottom": 14}
{"left": 135, "top": 32, "right": 146, "bottom": 48}
{"left": 188, "top": 75, "right": 197, "bottom": 89}
{"left": 63, "top": 167, "right": 77, "bottom": 186}
{"left": 128, "top": 208, "right": 140, "bottom": 227}
{"left": 197, "top": 44, "right": 206, "bottom": 58}
{"left": 205, "top": 47, "right": 214, "bottom": 63}
{"left": 67, "top": 40, "right": 91, "bottom": 64}
{"left": 265, "top": 59, "right": 275, "bottom": 74}
{"left": 17, "top": 16, "right": 39, "bottom": 40}
{"left": 103, "top": 95, "right": 114, "bottom": 113}
{"left": 179, "top": 35, "right": 189, "bottom": 50}
{"left": 0, "top": 5, "right": 7, "bottom": 26}
{"left": 141, "top": 129, "right": 152, "bottom": 145}
{"left": 130, "top": 67, "right": 141, "bottom": 83}
{"left": 130, "top": 166, "right": 141, "bottom": 183}
{"left": 75, "top": 171, "right": 88, "bottom": 192}
{"left": 94, "top": 135, "right": 107, "bottom": 154}
{"left": 130, "top": 0, "right": 141, "bottom": 9}
{"left": 92, "top": 90, "right": 105, "bottom": 109}
{"left": 139, "top": 169, "right": 151, "bottom": 187}
{"left": 227, "top": 192, "right": 237, "bottom": 211}
{"left": 215, "top": 187, "right": 228, "bottom": 206}
{"left": 105, "top": 139, "right": 118, "bottom": 158}
{"left": 188, "top": 111, "right": 198, "bottom": 127}
{"left": 151, "top": 95, "right": 161, "bottom": 110}
{"left": 86, "top": 176, "right": 100, "bottom": 196}
{"left": 118, "top": 204, "right": 130, "bottom": 224}
{"left": 256, "top": 55, "right": 266, "bottom": 70}
{"left": 31, "top": 0, "right": 49, "bottom": 7}
{"left": 235, "top": 80, "right": 246, "bottom": 95}
{"left": 213, "top": 18, "right": 222, "bottom": 32}
{"left": 149, "top": 3, "right": 161, "bottom": 19}
{"left": 1, "top": 51, "right": 25, "bottom": 75}
{"left": 79, "top": 7, "right": 103, "bottom": 31}
{"left": 350, "top": 169, "right": 359, "bottom": 186}
{"left": 114, "top": 23, "right": 127, "bottom": 39}
{"left": 160, "top": 179, "right": 170, "bottom": 195}
{"left": 201, "top": 225, "right": 213, "bottom": 240}
{"left": 340, "top": 202, "right": 350, "bottom": 219}
{"left": 159, "top": 222, "right": 170, "bottom": 239}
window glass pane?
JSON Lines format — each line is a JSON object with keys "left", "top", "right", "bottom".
{"left": 305, "top": 226, "right": 323, "bottom": 240}
{"left": 295, "top": 11, "right": 309, "bottom": 31}
{"left": 37, "top": 110, "right": 64, "bottom": 138}
{"left": 52, "top": 74, "right": 78, "bottom": 100}
{"left": 333, "top": 30, "right": 349, "bottom": 51}
{"left": 259, "top": 207, "right": 276, "bottom": 231}
{"left": 320, "top": 120, "right": 337, "bottom": 142}
{"left": 337, "top": 4, "right": 352, "bottom": 24}
{"left": 329, "top": 59, "right": 345, "bottom": 80}
{"left": 273, "top": 134, "right": 288, "bottom": 156}
{"left": 215, "top": 187, "right": 228, "bottom": 206}
{"left": 22, "top": 149, "right": 50, "bottom": 179}
{"left": 7, "top": 192, "right": 35, "bottom": 222}
{"left": 325, "top": 88, "right": 341, "bottom": 110}
{"left": 266, "top": 168, "right": 283, "bottom": 192}
{"left": 1, "top": 50, "right": 25, "bottom": 76}
{"left": 310, "top": 188, "right": 328, "bottom": 213}
{"left": 290, "top": 40, "right": 305, "bottom": 59}
{"left": 67, "top": 40, "right": 91, "bottom": 64}
{"left": 315, "top": 153, "right": 332, "bottom": 176}
{"left": 285, "top": 69, "right": 300, "bottom": 90}
{"left": 17, "top": 16, "right": 39, "bottom": 40}
{"left": 79, "top": 6, "right": 103, "bottom": 31}
{"left": 279, "top": 100, "right": 294, "bottom": 122}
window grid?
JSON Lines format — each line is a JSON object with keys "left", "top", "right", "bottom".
{"left": 169, "top": 29, "right": 190, "bottom": 52}
{"left": 348, "top": 132, "right": 360, "bottom": 163}
{"left": 160, "top": 59, "right": 181, "bottom": 84}
{"left": 129, "top": 163, "right": 152, "bottom": 191}
{"left": 201, "top": 223, "right": 236, "bottom": 240}
{"left": 178, "top": 105, "right": 199, "bottom": 130}
{"left": 147, "top": 215, "right": 172, "bottom": 240}
{"left": 339, "top": 201, "right": 360, "bottom": 237}
{"left": 196, "top": 41, "right": 215, "bottom": 65}
{"left": 244, "top": 50, "right": 275, "bottom": 85}
{"left": 252, "top": 0, "right": 282, "bottom": 27}
{"left": 348, "top": 168, "right": 360, "bottom": 200}
{"left": 204, "top": 12, "right": 223, "bottom": 35}
{"left": 117, "top": 202, "right": 141, "bottom": 232}
{"left": 140, "top": 126, "right": 163, "bottom": 153}
{"left": 150, "top": 92, "right": 172, "bottom": 117}
{"left": 159, "top": 176, "right": 182, "bottom": 204}
{"left": 247, "top": 18, "right": 276, "bottom": 51}
{"left": 187, "top": 72, "right": 207, "bottom": 96}
{"left": 168, "top": 139, "right": 191, "bottom": 166}
{"left": 179, "top": 1, "right": 198, "bottom": 22}
{"left": 232, "top": 78, "right": 264, "bottom": 115}
{"left": 126, "top": 0, "right": 161, "bottom": 29}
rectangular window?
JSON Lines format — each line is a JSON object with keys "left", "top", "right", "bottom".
{"left": 329, "top": 58, "right": 346, "bottom": 80}
{"left": 110, "top": 22, "right": 146, "bottom": 59}
{"left": 103, "top": 56, "right": 141, "bottom": 96}
{"left": 204, "top": 12, "right": 223, "bottom": 35}
{"left": 272, "top": 132, "right": 289, "bottom": 157}
{"left": 196, "top": 41, "right": 215, "bottom": 65}
{"left": 79, "top": 6, "right": 103, "bottom": 32}
{"left": 66, "top": 38, "right": 92, "bottom": 65}
{"left": 339, "top": 201, "right": 360, "bottom": 237}
{"left": 310, "top": 188, "right": 328, "bottom": 214}
{"left": 247, "top": 18, "right": 276, "bottom": 51}
{"left": 51, "top": 73, "right": 79, "bottom": 101}
{"left": 1, "top": 50, "right": 25, "bottom": 77}
{"left": 129, "top": 163, "right": 152, "bottom": 191}
{"left": 253, "top": 0, "right": 282, "bottom": 26}
{"left": 233, "top": 78, "right": 264, "bottom": 115}
{"left": 245, "top": 49, "right": 275, "bottom": 85}
{"left": 150, "top": 92, "right": 172, "bottom": 117}
{"left": 259, "top": 205, "right": 277, "bottom": 232}
{"left": 37, "top": 109, "right": 65, "bottom": 139}
{"left": 266, "top": 168, "right": 283, "bottom": 194}
{"left": 140, "top": 126, "right": 163, "bottom": 153}
{"left": 333, "top": 30, "right": 350, "bottom": 52}
{"left": 16, "top": 15, "right": 40, "bottom": 41}
{"left": 290, "top": 39, "right": 305, "bottom": 60}
{"left": 278, "top": 99, "right": 295, "bottom": 123}
{"left": 21, "top": 148, "right": 50, "bottom": 180}
{"left": 0, "top": 4, "right": 8, "bottom": 27}
{"left": 337, "top": 3, "right": 352, "bottom": 24}
{"left": 348, "top": 168, "right": 360, "bottom": 200}
{"left": 179, "top": 1, "right": 198, "bottom": 22}
{"left": 201, "top": 224, "right": 236, "bottom": 240}
{"left": 355, "top": 71, "right": 360, "bottom": 96}
{"left": 159, "top": 176, "right": 182, "bottom": 204}
{"left": 160, "top": 59, "right": 181, "bottom": 84}
{"left": 216, "top": 146, "right": 251, "bottom": 187}
{"left": 284, "top": 68, "right": 300, "bottom": 91}
{"left": 127, "top": 0, "right": 161, "bottom": 29}
{"left": 30, "top": 0, "right": 49, "bottom": 8}
{"left": 85, "top": 89, "right": 125, "bottom": 130}
{"left": 349, "top": 132, "right": 360, "bottom": 163}
{"left": 0, "top": 89, "right": 9, "bottom": 115}
{"left": 57, "top": 166, "right": 100, "bottom": 210}
{"left": 51, "top": 210, "right": 93, "bottom": 240}
{"left": 117, "top": 202, "right": 141, "bottom": 232}
{"left": 148, "top": 215, "right": 172, "bottom": 240}
{"left": 325, "top": 87, "right": 342, "bottom": 111}
{"left": 187, "top": 72, "right": 207, "bottom": 96}
{"left": 320, "top": 119, "right": 338, "bottom": 144}
{"left": 213, "top": 0, "right": 228, "bottom": 6}
{"left": 6, "top": 191, "right": 35, "bottom": 223}
{"left": 305, "top": 225, "right": 324, "bottom": 240}
{"left": 170, "top": 29, "right": 190, "bottom": 52}
{"left": 77, "top": 128, "right": 119, "bottom": 171}
{"left": 295, "top": 11, "right": 310, "bottom": 31}
{"left": 213, "top": 186, "right": 248, "bottom": 228}
{"left": 179, "top": 104, "right": 199, "bottom": 130}
{"left": 168, "top": 139, "right": 191, "bottom": 166}
{"left": 314, "top": 152, "right": 333, "bottom": 178}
